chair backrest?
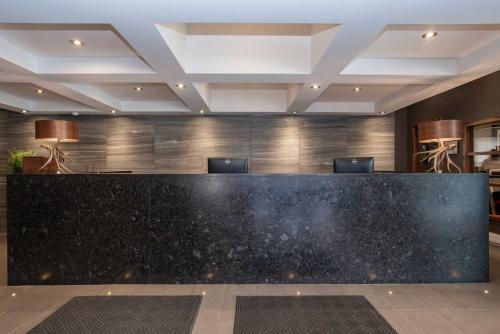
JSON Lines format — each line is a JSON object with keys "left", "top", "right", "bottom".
{"left": 333, "top": 157, "right": 374, "bottom": 173}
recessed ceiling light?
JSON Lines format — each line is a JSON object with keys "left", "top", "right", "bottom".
{"left": 36, "top": 89, "right": 44, "bottom": 94}
{"left": 310, "top": 84, "right": 321, "bottom": 90}
{"left": 353, "top": 87, "right": 362, "bottom": 92}
{"left": 199, "top": 110, "right": 205, "bottom": 114}
{"left": 422, "top": 31, "right": 438, "bottom": 39}
{"left": 111, "top": 109, "right": 117, "bottom": 114}
{"left": 176, "top": 83, "right": 186, "bottom": 89}
{"left": 134, "top": 86, "right": 143, "bottom": 92}
{"left": 70, "top": 39, "right": 84, "bottom": 46}
{"left": 21, "top": 110, "right": 27, "bottom": 113}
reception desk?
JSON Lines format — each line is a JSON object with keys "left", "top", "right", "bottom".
{"left": 7, "top": 173, "right": 489, "bottom": 285}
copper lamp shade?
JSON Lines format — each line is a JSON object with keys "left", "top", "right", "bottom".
{"left": 35, "top": 120, "right": 79, "bottom": 142}
{"left": 417, "top": 119, "right": 463, "bottom": 143}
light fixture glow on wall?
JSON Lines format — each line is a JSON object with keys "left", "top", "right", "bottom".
{"left": 353, "top": 87, "right": 362, "bottom": 92}
{"left": 111, "top": 109, "right": 117, "bottom": 114}
{"left": 21, "top": 110, "right": 27, "bottom": 113}
{"left": 134, "top": 86, "right": 143, "bottom": 91}
{"left": 176, "top": 83, "right": 186, "bottom": 89}
{"left": 199, "top": 110, "right": 205, "bottom": 114}
{"left": 310, "top": 84, "right": 321, "bottom": 90}
{"left": 36, "top": 89, "right": 44, "bottom": 94}
{"left": 70, "top": 39, "right": 84, "bottom": 46}
{"left": 422, "top": 31, "right": 438, "bottom": 39}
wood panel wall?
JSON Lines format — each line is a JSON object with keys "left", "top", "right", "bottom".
{"left": 0, "top": 111, "right": 395, "bottom": 232}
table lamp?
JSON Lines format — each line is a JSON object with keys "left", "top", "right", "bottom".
{"left": 416, "top": 119, "right": 463, "bottom": 173}
{"left": 35, "top": 120, "right": 79, "bottom": 174}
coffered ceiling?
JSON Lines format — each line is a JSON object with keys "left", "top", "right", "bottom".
{"left": 0, "top": 0, "right": 500, "bottom": 116}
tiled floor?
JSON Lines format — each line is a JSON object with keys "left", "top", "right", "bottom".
{"left": 1, "top": 233, "right": 500, "bottom": 334}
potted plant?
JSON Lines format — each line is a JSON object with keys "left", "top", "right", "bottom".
{"left": 7, "top": 148, "right": 35, "bottom": 173}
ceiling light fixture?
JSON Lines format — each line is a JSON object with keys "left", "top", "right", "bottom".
{"left": 199, "top": 110, "right": 205, "bottom": 114}
{"left": 70, "top": 39, "right": 84, "bottom": 46}
{"left": 292, "top": 111, "right": 298, "bottom": 115}
{"left": 176, "top": 83, "right": 186, "bottom": 89}
{"left": 134, "top": 86, "right": 143, "bottom": 92}
{"left": 111, "top": 109, "right": 117, "bottom": 114}
{"left": 36, "top": 89, "right": 44, "bottom": 94}
{"left": 72, "top": 112, "right": 79, "bottom": 116}
{"left": 422, "top": 31, "right": 438, "bottom": 39}
{"left": 21, "top": 110, "right": 27, "bottom": 114}
{"left": 310, "top": 84, "right": 321, "bottom": 90}
{"left": 353, "top": 87, "right": 362, "bottom": 92}
{"left": 380, "top": 111, "right": 386, "bottom": 115}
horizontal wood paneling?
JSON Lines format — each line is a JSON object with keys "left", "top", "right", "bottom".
{"left": 0, "top": 111, "right": 395, "bottom": 232}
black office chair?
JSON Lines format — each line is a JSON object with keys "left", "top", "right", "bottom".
{"left": 333, "top": 157, "right": 374, "bottom": 173}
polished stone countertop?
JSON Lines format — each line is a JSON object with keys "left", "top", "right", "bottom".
{"left": 7, "top": 173, "right": 489, "bottom": 285}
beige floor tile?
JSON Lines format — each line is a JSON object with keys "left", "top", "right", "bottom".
{"left": 0, "top": 288, "right": 70, "bottom": 312}
{"left": 285, "top": 284, "right": 318, "bottom": 296}
{"left": 255, "top": 284, "right": 288, "bottom": 296}
{"left": 225, "top": 284, "right": 255, "bottom": 296}
{"left": 397, "top": 309, "right": 464, "bottom": 334}
{"left": 431, "top": 284, "right": 499, "bottom": 309}
{"left": 27, "top": 285, "right": 107, "bottom": 296}
{"left": 314, "top": 284, "right": 349, "bottom": 295}
{"left": 0, "top": 310, "right": 53, "bottom": 334}
{"left": 191, "top": 309, "right": 220, "bottom": 334}
{"left": 194, "top": 285, "right": 226, "bottom": 310}
{"left": 372, "top": 286, "right": 426, "bottom": 309}
{"left": 217, "top": 309, "right": 235, "bottom": 334}
{"left": 129, "top": 284, "right": 195, "bottom": 296}
{"left": 99, "top": 284, "right": 138, "bottom": 296}
{"left": 339, "top": 284, "right": 378, "bottom": 295}
{"left": 437, "top": 310, "right": 500, "bottom": 334}
{"left": 364, "top": 293, "right": 394, "bottom": 310}
{"left": 9, "top": 309, "right": 56, "bottom": 334}
{"left": 377, "top": 309, "right": 420, "bottom": 334}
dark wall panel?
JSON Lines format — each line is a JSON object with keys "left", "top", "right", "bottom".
{"left": 395, "top": 70, "right": 500, "bottom": 171}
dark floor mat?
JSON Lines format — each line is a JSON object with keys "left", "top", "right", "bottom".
{"left": 234, "top": 295, "right": 398, "bottom": 334}
{"left": 28, "top": 295, "right": 202, "bottom": 334}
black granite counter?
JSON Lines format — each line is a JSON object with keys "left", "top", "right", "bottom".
{"left": 7, "top": 173, "right": 489, "bottom": 285}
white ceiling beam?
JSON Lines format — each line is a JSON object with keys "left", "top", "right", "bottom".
{"left": 37, "top": 57, "right": 154, "bottom": 75}
{"left": 459, "top": 37, "right": 500, "bottom": 74}
{"left": 37, "top": 73, "right": 165, "bottom": 83}
{"left": 32, "top": 80, "right": 121, "bottom": 112}
{"left": 121, "top": 100, "right": 191, "bottom": 112}
{"left": 0, "top": 90, "right": 32, "bottom": 112}
{"left": 342, "top": 58, "right": 458, "bottom": 76}
{"left": 0, "top": 37, "right": 37, "bottom": 73}
{"left": 112, "top": 21, "right": 209, "bottom": 112}
{"left": 305, "top": 101, "right": 375, "bottom": 114}
{"left": 287, "top": 22, "right": 385, "bottom": 113}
